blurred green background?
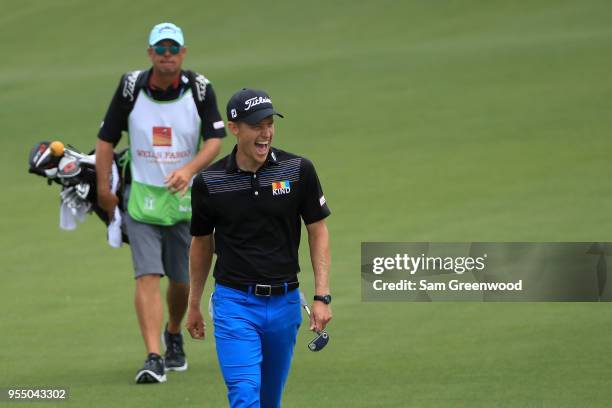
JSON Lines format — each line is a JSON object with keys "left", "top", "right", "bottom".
{"left": 2, "top": 0, "right": 612, "bottom": 406}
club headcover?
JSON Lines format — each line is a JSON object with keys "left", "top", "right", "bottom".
{"left": 28, "top": 141, "right": 61, "bottom": 178}
{"left": 308, "top": 330, "right": 329, "bottom": 352}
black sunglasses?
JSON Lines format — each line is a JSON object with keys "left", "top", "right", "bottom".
{"left": 152, "top": 44, "right": 181, "bottom": 55}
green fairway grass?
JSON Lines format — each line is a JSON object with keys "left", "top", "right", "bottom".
{"left": 2, "top": 0, "right": 612, "bottom": 406}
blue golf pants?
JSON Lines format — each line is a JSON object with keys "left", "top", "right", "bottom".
{"left": 212, "top": 283, "right": 302, "bottom": 408}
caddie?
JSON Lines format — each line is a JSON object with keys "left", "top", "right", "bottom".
{"left": 95, "top": 22, "right": 226, "bottom": 383}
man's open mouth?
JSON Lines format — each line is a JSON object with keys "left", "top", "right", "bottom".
{"left": 255, "top": 141, "right": 269, "bottom": 155}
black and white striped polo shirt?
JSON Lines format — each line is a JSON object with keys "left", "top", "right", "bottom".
{"left": 191, "top": 146, "right": 330, "bottom": 285}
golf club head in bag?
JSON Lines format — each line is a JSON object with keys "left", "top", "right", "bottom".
{"left": 28, "top": 140, "right": 130, "bottom": 244}
{"left": 57, "top": 155, "right": 82, "bottom": 180}
{"left": 299, "top": 291, "right": 330, "bottom": 352}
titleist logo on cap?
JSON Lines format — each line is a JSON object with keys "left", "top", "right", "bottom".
{"left": 244, "top": 96, "right": 272, "bottom": 111}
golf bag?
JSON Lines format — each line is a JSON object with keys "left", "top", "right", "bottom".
{"left": 28, "top": 141, "right": 129, "bottom": 245}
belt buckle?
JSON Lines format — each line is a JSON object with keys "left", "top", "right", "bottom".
{"left": 255, "top": 284, "right": 272, "bottom": 297}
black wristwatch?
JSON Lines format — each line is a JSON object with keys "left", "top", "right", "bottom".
{"left": 313, "top": 294, "right": 332, "bottom": 305}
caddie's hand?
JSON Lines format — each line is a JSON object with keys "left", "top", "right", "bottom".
{"left": 97, "top": 190, "right": 119, "bottom": 221}
{"left": 186, "top": 306, "right": 206, "bottom": 340}
{"left": 310, "top": 302, "right": 332, "bottom": 332}
{"left": 165, "top": 166, "right": 194, "bottom": 197}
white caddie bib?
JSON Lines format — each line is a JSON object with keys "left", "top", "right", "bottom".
{"left": 127, "top": 89, "right": 201, "bottom": 225}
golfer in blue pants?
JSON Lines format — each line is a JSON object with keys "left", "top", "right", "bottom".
{"left": 187, "top": 88, "right": 332, "bottom": 407}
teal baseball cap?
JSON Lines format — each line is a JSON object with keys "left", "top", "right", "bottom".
{"left": 148, "top": 22, "right": 184, "bottom": 46}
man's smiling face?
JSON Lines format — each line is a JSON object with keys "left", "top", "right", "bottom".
{"left": 231, "top": 117, "right": 275, "bottom": 171}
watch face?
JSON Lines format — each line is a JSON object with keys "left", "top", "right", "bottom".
{"left": 314, "top": 294, "right": 332, "bottom": 304}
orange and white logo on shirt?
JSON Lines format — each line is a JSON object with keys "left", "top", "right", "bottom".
{"left": 152, "top": 126, "right": 172, "bottom": 146}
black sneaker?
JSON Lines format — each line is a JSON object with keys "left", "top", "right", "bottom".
{"left": 163, "top": 326, "right": 188, "bottom": 372}
{"left": 135, "top": 353, "right": 167, "bottom": 384}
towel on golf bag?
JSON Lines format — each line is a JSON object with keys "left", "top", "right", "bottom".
{"left": 107, "top": 161, "right": 122, "bottom": 247}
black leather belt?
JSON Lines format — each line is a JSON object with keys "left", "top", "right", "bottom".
{"left": 218, "top": 280, "right": 299, "bottom": 296}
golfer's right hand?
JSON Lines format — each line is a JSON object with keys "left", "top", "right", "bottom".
{"left": 97, "top": 190, "right": 119, "bottom": 221}
{"left": 186, "top": 307, "right": 206, "bottom": 340}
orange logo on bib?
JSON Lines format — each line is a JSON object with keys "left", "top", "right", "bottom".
{"left": 152, "top": 126, "right": 172, "bottom": 146}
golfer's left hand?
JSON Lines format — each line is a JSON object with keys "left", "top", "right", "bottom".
{"left": 165, "top": 166, "right": 194, "bottom": 196}
{"left": 310, "top": 302, "right": 332, "bottom": 332}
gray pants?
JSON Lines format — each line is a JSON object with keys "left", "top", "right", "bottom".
{"left": 124, "top": 186, "right": 190, "bottom": 284}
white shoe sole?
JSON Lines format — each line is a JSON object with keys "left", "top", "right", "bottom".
{"left": 165, "top": 362, "right": 188, "bottom": 372}
{"left": 135, "top": 369, "right": 167, "bottom": 383}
